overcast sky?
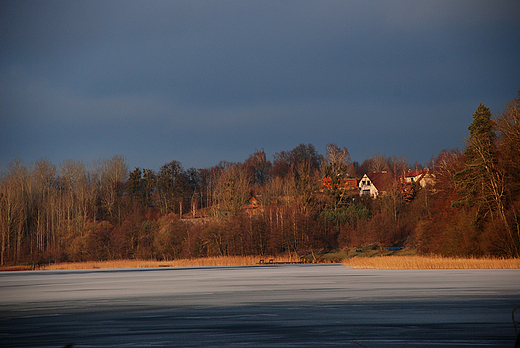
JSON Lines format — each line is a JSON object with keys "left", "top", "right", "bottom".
{"left": 1, "top": 0, "right": 519, "bottom": 171}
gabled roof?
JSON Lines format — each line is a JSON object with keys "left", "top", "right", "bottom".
{"left": 403, "top": 168, "right": 427, "bottom": 180}
{"left": 365, "top": 172, "right": 394, "bottom": 192}
{"left": 400, "top": 168, "right": 435, "bottom": 187}
{"left": 404, "top": 169, "right": 425, "bottom": 178}
{"left": 320, "top": 177, "right": 358, "bottom": 190}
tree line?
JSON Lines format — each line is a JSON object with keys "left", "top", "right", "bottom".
{"left": 1, "top": 91, "right": 519, "bottom": 265}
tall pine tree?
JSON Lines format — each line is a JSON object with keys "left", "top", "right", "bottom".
{"left": 454, "top": 104, "right": 510, "bottom": 248}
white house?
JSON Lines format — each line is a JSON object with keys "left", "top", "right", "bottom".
{"left": 358, "top": 172, "right": 393, "bottom": 198}
{"left": 401, "top": 168, "right": 435, "bottom": 188}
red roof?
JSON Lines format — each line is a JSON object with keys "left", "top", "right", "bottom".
{"left": 404, "top": 168, "right": 428, "bottom": 178}
{"left": 366, "top": 172, "right": 394, "bottom": 192}
{"left": 320, "top": 177, "right": 358, "bottom": 190}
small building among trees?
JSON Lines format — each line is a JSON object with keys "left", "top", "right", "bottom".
{"left": 358, "top": 172, "right": 393, "bottom": 197}
{"left": 320, "top": 176, "right": 358, "bottom": 191}
{"left": 401, "top": 168, "right": 435, "bottom": 188}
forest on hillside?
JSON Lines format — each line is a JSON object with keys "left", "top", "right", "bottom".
{"left": 1, "top": 91, "right": 519, "bottom": 265}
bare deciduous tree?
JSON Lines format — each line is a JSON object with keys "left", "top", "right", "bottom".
{"left": 213, "top": 165, "right": 251, "bottom": 217}
{"left": 97, "top": 155, "right": 128, "bottom": 222}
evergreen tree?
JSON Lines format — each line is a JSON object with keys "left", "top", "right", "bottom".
{"left": 454, "top": 104, "right": 509, "bottom": 238}
{"left": 127, "top": 168, "right": 155, "bottom": 207}
{"left": 156, "top": 161, "right": 183, "bottom": 213}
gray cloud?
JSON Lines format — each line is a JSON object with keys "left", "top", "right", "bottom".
{"left": 1, "top": 0, "right": 519, "bottom": 170}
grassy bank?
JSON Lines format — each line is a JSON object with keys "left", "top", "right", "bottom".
{"left": 2, "top": 252, "right": 519, "bottom": 271}
{"left": 1, "top": 255, "right": 295, "bottom": 271}
{"left": 312, "top": 246, "right": 520, "bottom": 269}
{"left": 343, "top": 255, "right": 520, "bottom": 269}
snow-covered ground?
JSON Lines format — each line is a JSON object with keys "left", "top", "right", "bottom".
{"left": 1, "top": 264, "right": 519, "bottom": 347}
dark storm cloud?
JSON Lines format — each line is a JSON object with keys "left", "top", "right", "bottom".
{"left": 1, "top": 0, "right": 519, "bottom": 170}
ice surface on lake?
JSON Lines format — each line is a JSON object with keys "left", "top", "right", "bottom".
{"left": 1, "top": 264, "right": 519, "bottom": 347}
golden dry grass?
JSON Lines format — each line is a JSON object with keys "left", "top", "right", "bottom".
{"left": 0, "top": 265, "right": 35, "bottom": 272}
{"left": 32, "top": 255, "right": 294, "bottom": 271}
{"left": 3, "top": 255, "right": 520, "bottom": 272}
{"left": 343, "top": 255, "right": 520, "bottom": 269}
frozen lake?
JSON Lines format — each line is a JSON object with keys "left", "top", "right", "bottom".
{"left": 1, "top": 264, "right": 519, "bottom": 347}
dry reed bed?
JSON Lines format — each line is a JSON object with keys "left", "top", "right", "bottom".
{"left": 3, "top": 255, "right": 520, "bottom": 272}
{"left": 343, "top": 255, "right": 520, "bottom": 269}
{"left": 36, "top": 256, "right": 293, "bottom": 271}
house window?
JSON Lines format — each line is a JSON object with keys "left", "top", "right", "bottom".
{"left": 362, "top": 189, "right": 371, "bottom": 195}
{"left": 366, "top": 180, "right": 370, "bottom": 185}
